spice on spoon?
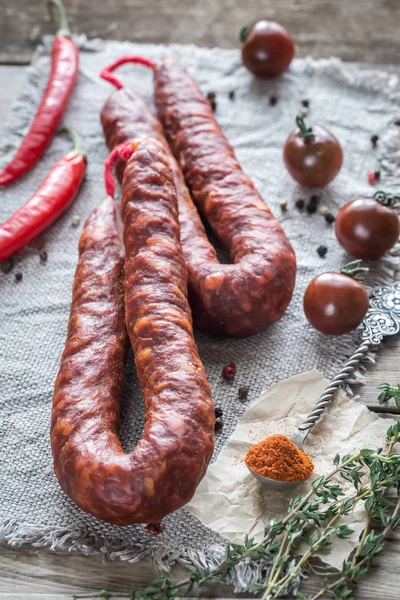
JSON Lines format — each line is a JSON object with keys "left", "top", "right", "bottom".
{"left": 245, "top": 434, "right": 314, "bottom": 482}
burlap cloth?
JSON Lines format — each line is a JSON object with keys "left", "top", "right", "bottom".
{"left": 1, "top": 37, "right": 399, "bottom": 585}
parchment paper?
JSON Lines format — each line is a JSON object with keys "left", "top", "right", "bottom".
{"left": 186, "top": 370, "right": 397, "bottom": 568}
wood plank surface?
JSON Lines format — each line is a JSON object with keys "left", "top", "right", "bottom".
{"left": 1, "top": 0, "right": 400, "bottom": 591}
{"left": 1, "top": 536, "right": 400, "bottom": 600}
{"left": 1, "top": 0, "right": 400, "bottom": 65}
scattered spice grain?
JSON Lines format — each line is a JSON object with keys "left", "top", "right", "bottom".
{"left": 325, "top": 212, "right": 335, "bottom": 224}
{"left": 145, "top": 522, "right": 164, "bottom": 535}
{"left": 1, "top": 257, "right": 14, "bottom": 274}
{"left": 317, "top": 245, "right": 328, "bottom": 257}
{"left": 39, "top": 248, "right": 48, "bottom": 263}
{"left": 222, "top": 362, "right": 236, "bottom": 380}
{"left": 279, "top": 200, "right": 287, "bottom": 212}
{"left": 215, "top": 417, "right": 223, "bottom": 431}
{"left": 238, "top": 386, "right": 249, "bottom": 400}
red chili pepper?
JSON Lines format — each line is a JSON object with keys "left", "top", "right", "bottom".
{"left": 0, "top": 129, "right": 86, "bottom": 262}
{"left": 0, "top": 0, "right": 78, "bottom": 187}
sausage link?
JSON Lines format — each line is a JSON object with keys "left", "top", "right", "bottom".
{"left": 101, "top": 88, "right": 217, "bottom": 275}
{"left": 51, "top": 140, "right": 214, "bottom": 525}
{"left": 100, "top": 64, "right": 296, "bottom": 336}
{"left": 153, "top": 58, "right": 296, "bottom": 336}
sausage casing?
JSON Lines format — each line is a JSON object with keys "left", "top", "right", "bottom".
{"left": 152, "top": 58, "right": 297, "bottom": 336}
{"left": 51, "top": 141, "right": 214, "bottom": 525}
{"left": 101, "top": 69, "right": 296, "bottom": 336}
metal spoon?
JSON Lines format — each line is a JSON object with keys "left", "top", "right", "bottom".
{"left": 248, "top": 282, "right": 400, "bottom": 489}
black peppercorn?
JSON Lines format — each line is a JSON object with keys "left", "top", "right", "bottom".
{"left": 310, "top": 195, "right": 320, "bottom": 205}
{"left": 317, "top": 245, "right": 328, "bottom": 258}
{"left": 238, "top": 386, "right": 249, "bottom": 400}
{"left": 295, "top": 198, "right": 305, "bottom": 210}
{"left": 371, "top": 134, "right": 379, "bottom": 147}
{"left": 1, "top": 257, "right": 14, "bottom": 274}
{"left": 306, "top": 203, "right": 317, "bottom": 214}
{"left": 15, "top": 271, "right": 23, "bottom": 282}
{"left": 228, "top": 90, "right": 235, "bottom": 100}
{"left": 207, "top": 91, "right": 216, "bottom": 101}
{"left": 215, "top": 417, "right": 223, "bottom": 431}
{"left": 39, "top": 249, "right": 48, "bottom": 263}
{"left": 214, "top": 406, "right": 223, "bottom": 418}
{"left": 302, "top": 99, "right": 310, "bottom": 108}
{"left": 269, "top": 96, "right": 278, "bottom": 106}
{"left": 325, "top": 212, "right": 335, "bottom": 224}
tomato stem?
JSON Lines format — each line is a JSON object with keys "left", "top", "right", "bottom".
{"left": 340, "top": 260, "right": 369, "bottom": 280}
{"left": 296, "top": 116, "right": 314, "bottom": 141}
{"left": 240, "top": 23, "right": 253, "bottom": 43}
{"left": 47, "top": 0, "right": 71, "bottom": 37}
{"left": 373, "top": 191, "right": 399, "bottom": 208}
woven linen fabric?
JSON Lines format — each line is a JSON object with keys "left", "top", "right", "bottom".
{"left": 1, "top": 37, "right": 400, "bottom": 579}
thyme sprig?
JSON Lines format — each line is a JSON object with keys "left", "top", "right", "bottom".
{"left": 93, "top": 421, "right": 400, "bottom": 600}
{"left": 377, "top": 383, "right": 400, "bottom": 409}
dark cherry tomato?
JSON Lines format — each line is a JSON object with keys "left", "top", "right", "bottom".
{"left": 283, "top": 117, "right": 343, "bottom": 188}
{"left": 335, "top": 192, "right": 400, "bottom": 260}
{"left": 241, "top": 20, "right": 295, "bottom": 78}
{"left": 303, "top": 262, "right": 369, "bottom": 335}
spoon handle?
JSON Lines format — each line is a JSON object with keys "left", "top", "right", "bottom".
{"left": 297, "top": 340, "right": 372, "bottom": 440}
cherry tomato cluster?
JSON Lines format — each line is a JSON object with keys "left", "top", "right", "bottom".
{"left": 240, "top": 20, "right": 400, "bottom": 336}
{"left": 240, "top": 20, "right": 344, "bottom": 188}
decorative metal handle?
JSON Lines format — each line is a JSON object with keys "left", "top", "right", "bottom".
{"left": 291, "top": 282, "right": 400, "bottom": 447}
{"left": 295, "top": 282, "right": 400, "bottom": 444}
{"left": 297, "top": 340, "right": 372, "bottom": 440}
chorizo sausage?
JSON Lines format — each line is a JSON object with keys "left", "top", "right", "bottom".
{"left": 51, "top": 139, "right": 215, "bottom": 525}
{"left": 100, "top": 57, "right": 296, "bottom": 337}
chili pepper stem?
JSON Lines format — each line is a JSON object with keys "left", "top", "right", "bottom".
{"left": 58, "top": 127, "right": 85, "bottom": 158}
{"left": 48, "top": 0, "right": 71, "bottom": 37}
{"left": 340, "top": 259, "right": 369, "bottom": 279}
{"left": 296, "top": 115, "right": 314, "bottom": 141}
{"left": 100, "top": 55, "right": 156, "bottom": 90}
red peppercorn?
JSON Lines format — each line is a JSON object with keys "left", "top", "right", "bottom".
{"left": 367, "top": 171, "right": 380, "bottom": 185}
{"left": 145, "top": 522, "right": 164, "bottom": 535}
{"left": 222, "top": 362, "right": 236, "bottom": 380}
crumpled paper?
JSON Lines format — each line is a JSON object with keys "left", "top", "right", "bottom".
{"left": 186, "top": 370, "right": 397, "bottom": 568}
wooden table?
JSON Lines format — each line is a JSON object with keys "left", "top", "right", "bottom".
{"left": 1, "top": 1, "right": 399, "bottom": 598}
